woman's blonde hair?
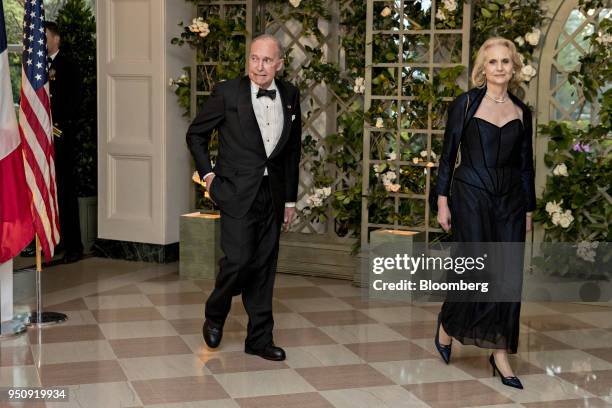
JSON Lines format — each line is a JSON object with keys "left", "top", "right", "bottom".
{"left": 471, "top": 37, "right": 524, "bottom": 90}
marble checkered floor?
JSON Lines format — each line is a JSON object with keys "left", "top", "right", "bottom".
{"left": 1, "top": 257, "right": 612, "bottom": 407}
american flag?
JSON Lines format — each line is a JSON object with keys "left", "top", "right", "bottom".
{"left": 18, "top": 0, "right": 60, "bottom": 261}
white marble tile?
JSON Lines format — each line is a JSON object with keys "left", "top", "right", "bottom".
{"left": 0, "top": 366, "right": 41, "bottom": 387}
{"left": 214, "top": 369, "right": 316, "bottom": 398}
{"left": 371, "top": 359, "right": 473, "bottom": 385}
{"left": 321, "top": 324, "right": 406, "bottom": 344}
{"left": 284, "top": 345, "right": 364, "bottom": 368}
{"left": 119, "top": 354, "right": 210, "bottom": 380}
{"left": 518, "top": 350, "right": 612, "bottom": 374}
{"left": 98, "top": 320, "right": 178, "bottom": 340}
{"left": 46, "top": 381, "right": 142, "bottom": 408}
{"left": 143, "top": 400, "right": 240, "bottom": 408}
{"left": 411, "top": 337, "right": 491, "bottom": 358}
{"left": 543, "top": 328, "right": 612, "bottom": 349}
{"left": 321, "top": 385, "right": 430, "bottom": 408}
{"left": 281, "top": 297, "right": 353, "bottom": 313}
{"left": 137, "top": 280, "right": 202, "bottom": 294}
{"left": 30, "top": 340, "right": 116, "bottom": 365}
{"left": 479, "top": 373, "right": 594, "bottom": 403}
{"left": 361, "top": 306, "right": 435, "bottom": 323}
{"left": 84, "top": 294, "right": 154, "bottom": 310}
{"left": 156, "top": 304, "right": 204, "bottom": 320}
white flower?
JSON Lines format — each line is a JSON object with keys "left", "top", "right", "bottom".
{"left": 577, "top": 241, "right": 599, "bottom": 262}
{"left": 381, "top": 171, "right": 397, "bottom": 185}
{"left": 545, "top": 200, "right": 563, "bottom": 215}
{"left": 435, "top": 8, "right": 446, "bottom": 21}
{"left": 412, "top": 157, "right": 420, "bottom": 164}
{"left": 385, "top": 183, "right": 401, "bottom": 193}
{"left": 558, "top": 209, "right": 574, "bottom": 228}
{"left": 525, "top": 29, "right": 541, "bottom": 46}
{"left": 419, "top": 150, "right": 428, "bottom": 158}
{"left": 375, "top": 118, "right": 384, "bottom": 128}
{"left": 595, "top": 32, "right": 612, "bottom": 45}
{"left": 552, "top": 163, "right": 568, "bottom": 177}
{"left": 520, "top": 64, "right": 537, "bottom": 82}
{"left": 431, "top": 151, "right": 437, "bottom": 160}
{"left": 168, "top": 77, "right": 175, "bottom": 87}
{"left": 353, "top": 77, "right": 366, "bottom": 94}
{"left": 551, "top": 211, "right": 561, "bottom": 226}
{"left": 587, "top": 8, "right": 596, "bottom": 16}
{"left": 442, "top": 0, "right": 457, "bottom": 12}
{"left": 514, "top": 36, "right": 525, "bottom": 46}
{"left": 373, "top": 164, "right": 385, "bottom": 173}
{"left": 387, "top": 152, "right": 397, "bottom": 161}
{"left": 178, "top": 74, "right": 188, "bottom": 84}
{"left": 380, "top": 6, "right": 392, "bottom": 17}
{"left": 289, "top": 0, "right": 301, "bottom": 8}
{"left": 302, "top": 208, "right": 312, "bottom": 215}
{"left": 322, "top": 187, "right": 332, "bottom": 197}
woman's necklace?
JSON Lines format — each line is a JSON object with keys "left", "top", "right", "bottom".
{"left": 485, "top": 92, "right": 508, "bottom": 103}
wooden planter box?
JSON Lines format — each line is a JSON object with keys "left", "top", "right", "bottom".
{"left": 179, "top": 212, "right": 223, "bottom": 280}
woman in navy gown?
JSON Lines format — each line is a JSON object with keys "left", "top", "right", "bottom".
{"left": 432, "top": 37, "right": 536, "bottom": 389}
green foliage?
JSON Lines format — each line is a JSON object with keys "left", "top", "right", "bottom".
{"left": 55, "top": 0, "right": 97, "bottom": 197}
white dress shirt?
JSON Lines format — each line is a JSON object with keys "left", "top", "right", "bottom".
{"left": 204, "top": 79, "right": 295, "bottom": 208}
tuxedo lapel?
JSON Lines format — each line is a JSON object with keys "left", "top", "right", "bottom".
{"left": 237, "top": 76, "right": 266, "bottom": 156}
{"left": 268, "top": 79, "right": 291, "bottom": 159}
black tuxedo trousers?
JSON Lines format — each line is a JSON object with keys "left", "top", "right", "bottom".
{"left": 205, "top": 178, "right": 279, "bottom": 349}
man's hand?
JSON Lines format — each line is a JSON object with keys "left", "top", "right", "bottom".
{"left": 437, "top": 196, "right": 451, "bottom": 232}
{"left": 283, "top": 207, "right": 296, "bottom": 231}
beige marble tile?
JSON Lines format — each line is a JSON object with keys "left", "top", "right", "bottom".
{"left": 46, "top": 381, "right": 142, "bottom": 408}
{"left": 319, "top": 284, "right": 364, "bottom": 297}
{"left": 284, "top": 345, "right": 364, "bottom": 368}
{"left": 201, "top": 351, "right": 288, "bottom": 374}
{"left": 274, "top": 328, "right": 336, "bottom": 347}
{"left": 522, "top": 399, "right": 611, "bottom": 408}
{"left": 273, "top": 274, "right": 315, "bottom": 288}
{"left": 405, "top": 379, "right": 513, "bottom": 408}
{"left": 543, "top": 329, "right": 612, "bottom": 349}
{"left": 320, "top": 324, "right": 406, "bottom": 344}
{"left": 84, "top": 294, "right": 154, "bottom": 310}
{"left": 59, "top": 310, "right": 98, "bottom": 326}
{"left": 119, "top": 354, "right": 210, "bottom": 380}
{"left": 479, "top": 373, "right": 594, "bottom": 404}
{"left": 0, "top": 366, "right": 41, "bottom": 387}
{"left": 274, "top": 286, "right": 333, "bottom": 299}
{"left": 30, "top": 340, "right": 116, "bottom": 365}
{"left": 282, "top": 297, "right": 353, "bottom": 313}
{"left": 296, "top": 364, "right": 394, "bottom": 390}
{"left": 91, "top": 307, "right": 164, "bottom": 323}
{"left": 301, "top": 310, "right": 376, "bottom": 326}
{"left": 345, "top": 340, "right": 434, "bottom": 362}
{"left": 146, "top": 292, "right": 205, "bottom": 306}
{"left": 214, "top": 369, "right": 316, "bottom": 398}
{"left": 98, "top": 320, "right": 178, "bottom": 340}
{"left": 143, "top": 400, "right": 240, "bottom": 408}
{"left": 520, "top": 303, "right": 560, "bottom": 316}
{"left": 236, "top": 392, "right": 333, "bottom": 408}
{"left": 371, "top": 359, "right": 473, "bottom": 385}
{"left": 571, "top": 311, "right": 612, "bottom": 328}
{"left": 320, "top": 385, "right": 429, "bottom": 408}
{"left": 182, "top": 332, "right": 247, "bottom": 354}
{"left": 0, "top": 346, "right": 33, "bottom": 367}
{"left": 27, "top": 324, "right": 105, "bottom": 344}
{"left": 38, "top": 360, "right": 126, "bottom": 386}
{"left": 110, "top": 336, "right": 191, "bottom": 358}
{"left": 361, "top": 306, "right": 436, "bottom": 324}
{"left": 132, "top": 376, "right": 229, "bottom": 404}
{"left": 136, "top": 280, "right": 203, "bottom": 294}
{"left": 155, "top": 304, "right": 204, "bottom": 320}
{"left": 518, "top": 350, "right": 612, "bottom": 374}
{"left": 411, "top": 337, "right": 492, "bottom": 359}
{"left": 558, "top": 370, "right": 612, "bottom": 397}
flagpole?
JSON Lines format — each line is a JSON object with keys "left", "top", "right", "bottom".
{"left": 27, "top": 234, "right": 67, "bottom": 326}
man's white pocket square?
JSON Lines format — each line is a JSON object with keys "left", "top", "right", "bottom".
{"left": 292, "top": 114, "right": 296, "bottom": 121}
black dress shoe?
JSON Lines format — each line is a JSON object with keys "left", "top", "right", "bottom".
{"left": 62, "top": 251, "right": 83, "bottom": 264}
{"left": 434, "top": 313, "right": 452, "bottom": 364}
{"left": 489, "top": 354, "right": 523, "bottom": 389}
{"left": 245, "top": 342, "right": 286, "bottom": 361}
{"left": 203, "top": 320, "right": 223, "bottom": 348}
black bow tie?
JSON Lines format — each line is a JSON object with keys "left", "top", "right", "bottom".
{"left": 256, "top": 88, "right": 277, "bottom": 100}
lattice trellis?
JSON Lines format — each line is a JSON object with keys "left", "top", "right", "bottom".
{"left": 548, "top": 7, "right": 610, "bottom": 124}
{"left": 261, "top": 2, "right": 363, "bottom": 239}
{"left": 361, "top": 0, "right": 472, "bottom": 246}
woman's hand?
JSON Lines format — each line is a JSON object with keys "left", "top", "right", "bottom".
{"left": 526, "top": 212, "right": 533, "bottom": 232}
{"left": 437, "top": 196, "right": 451, "bottom": 232}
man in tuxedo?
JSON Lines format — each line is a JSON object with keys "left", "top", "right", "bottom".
{"left": 186, "top": 35, "right": 301, "bottom": 361}
{"left": 22, "top": 22, "right": 83, "bottom": 262}
{"left": 45, "top": 22, "right": 83, "bottom": 263}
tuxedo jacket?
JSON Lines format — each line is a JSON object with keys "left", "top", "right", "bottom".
{"left": 431, "top": 86, "right": 536, "bottom": 212}
{"left": 49, "top": 51, "right": 81, "bottom": 135}
{"left": 186, "top": 76, "right": 302, "bottom": 220}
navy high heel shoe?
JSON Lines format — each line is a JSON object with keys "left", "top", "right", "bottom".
{"left": 489, "top": 354, "right": 523, "bottom": 389}
{"left": 434, "top": 315, "right": 452, "bottom": 364}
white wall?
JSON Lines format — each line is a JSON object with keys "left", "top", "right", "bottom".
{"left": 97, "top": 0, "right": 192, "bottom": 245}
